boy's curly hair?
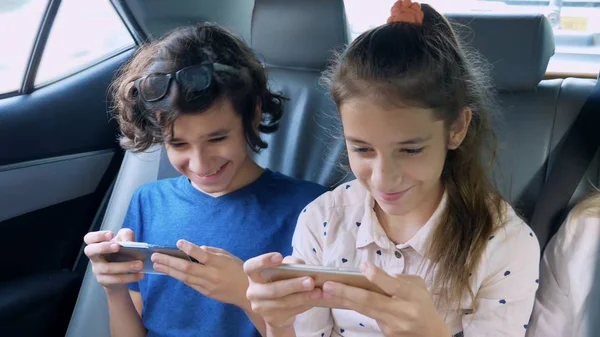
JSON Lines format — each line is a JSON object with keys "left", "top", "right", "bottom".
{"left": 111, "top": 23, "right": 285, "bottom": 153}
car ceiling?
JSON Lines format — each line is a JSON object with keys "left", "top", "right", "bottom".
{"left": 113, "top": 0, "right": 255, "bottom": 43}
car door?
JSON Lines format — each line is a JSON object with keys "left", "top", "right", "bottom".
{"left": 0, "top": 1, "right": 135, "bottom": 336}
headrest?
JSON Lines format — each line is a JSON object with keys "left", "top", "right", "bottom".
{"left": 251, "top": 0, "right": 349, "bottom": 70}
{"left": 446, "top": 13, "right": 555, "bottom": 91}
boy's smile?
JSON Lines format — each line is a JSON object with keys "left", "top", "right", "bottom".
{"left": 165, "top": 97, "right": 263, "bottom": 197}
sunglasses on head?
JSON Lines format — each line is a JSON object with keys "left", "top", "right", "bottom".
{"left": 133, "top": 63, "right": 238, "bottom": 102}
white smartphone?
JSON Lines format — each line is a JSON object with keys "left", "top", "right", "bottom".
{"left": 261, "top": 264, "right": 387, "bottom": 295}
{"left": 104, "top": 242, "right": 201, "bottom": 275}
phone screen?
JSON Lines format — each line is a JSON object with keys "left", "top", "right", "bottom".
{"left": 262, "top": 264, "right": 387, "bottom": 295}
{"left": 105, "top": 242, "right": 200, "bottom": 274}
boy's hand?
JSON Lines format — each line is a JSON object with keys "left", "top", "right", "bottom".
{"left": 151, "top": 240, "right": 250, "bottom": 310}
{"left": 84, "top": 228, "right": 144, "bottom": 290}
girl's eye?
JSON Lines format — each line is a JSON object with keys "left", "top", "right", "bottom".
{"left": 402, "top": 147, "right": 424, "bottom": 155}
{"left": 209, "top": 136, "right": 227, "bottom": 143}
{"left": 351, "top": 147, "right": 372, "bottom": 153}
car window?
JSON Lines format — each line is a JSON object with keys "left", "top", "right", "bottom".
{"left": 344, "top": 0, "right": 600, "bottom": 76}
{"left": 0, "top": 0, "right": 47, "bottom": 94}
{"left": 35, "top": 0, "right": 134, "bottom": 86}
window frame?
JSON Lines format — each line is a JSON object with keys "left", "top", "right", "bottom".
{"left": 0, "top": 0, "right": 136, "bottom": 100}
{"left": 20, "top": 0, "right": 61, "bottom": 96}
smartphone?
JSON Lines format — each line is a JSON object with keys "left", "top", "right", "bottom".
{"left": 104, "top": 242, "right": 201, "bottom": 275}
{"left": 261, "top": 264, "right": 387, "bottom": 295}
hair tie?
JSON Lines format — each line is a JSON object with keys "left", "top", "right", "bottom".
{"left": 387, "top": 0, "right": 424, "bottom": 25}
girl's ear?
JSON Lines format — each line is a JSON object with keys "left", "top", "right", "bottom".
{"left": 448, "top": 108, "right": 472, "bottom": 150}
{"left": 253, "top": 97, "right": 263, "bottom": 129}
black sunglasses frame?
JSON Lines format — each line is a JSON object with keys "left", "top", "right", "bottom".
{"left": 133, "top": 62, "right": 237, "bottom": 102}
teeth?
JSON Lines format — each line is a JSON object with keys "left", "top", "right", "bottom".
{"left": 206, "top": 165, "right": 222, "bottom": 176}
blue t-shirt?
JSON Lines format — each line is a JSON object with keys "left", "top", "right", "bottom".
{"left": 122, "top": 169, "right": 326, "bottom": 337}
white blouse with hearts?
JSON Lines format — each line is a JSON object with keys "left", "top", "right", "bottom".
{"left": 291, "top": 180, "right": 540, "bottom": 337}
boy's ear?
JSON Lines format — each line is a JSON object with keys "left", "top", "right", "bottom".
{"left": 448, "top": 108, "right": 472, "bottom": 150}
{"left": 253, "top": 97, "right": 263, "bottom": 129}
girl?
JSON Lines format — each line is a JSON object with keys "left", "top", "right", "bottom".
{"left": 83, "top": 23, "right": 326, "bottom": 337}
{"left": 527, "top": 191, "right": 600, "bottom": 337}
{"left": 244, "top": 1, "right": 540, "bottom": 336}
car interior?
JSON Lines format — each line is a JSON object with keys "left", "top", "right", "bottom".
{"left": 0, "top": 0, "right": 598, "bottom": 336}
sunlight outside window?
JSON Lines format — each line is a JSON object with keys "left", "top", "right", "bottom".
{"left": 0, "top": 0, "right": 134, "bottom": 95}
{"left": 344, "top": 0, "right": 600, "bottom": 76}
{"left": 36, "top": 0, "right": 134, "bottom": 85}
{"left": 0, "top": 0, "right": 46, "bottom": 94}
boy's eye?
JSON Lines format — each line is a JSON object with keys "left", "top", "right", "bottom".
{"left": 209, "top": 136, "right": 227, "bottom": 143}
{"left": 169, "top": 142, "right": 186, "bottom": 148}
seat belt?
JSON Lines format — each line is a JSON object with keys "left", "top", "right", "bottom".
{"left": 530, "top": 73, "right": 600, "bottom": 253}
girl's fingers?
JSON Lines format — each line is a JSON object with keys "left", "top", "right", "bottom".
{"left": 247, "top": 277, "right": 315, "bottom": 301}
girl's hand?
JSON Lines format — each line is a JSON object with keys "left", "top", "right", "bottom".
{"left": 243, "top": 253, "right": 322, "bottom": 329}
{"left": 321, "top": 262, "right": 451, "bottom": 337}
{"left": 84, "top": 229, "right": 144, "bottom": 290}
{"left": 151, "top": 240, "right": 250, "bottom": 310}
